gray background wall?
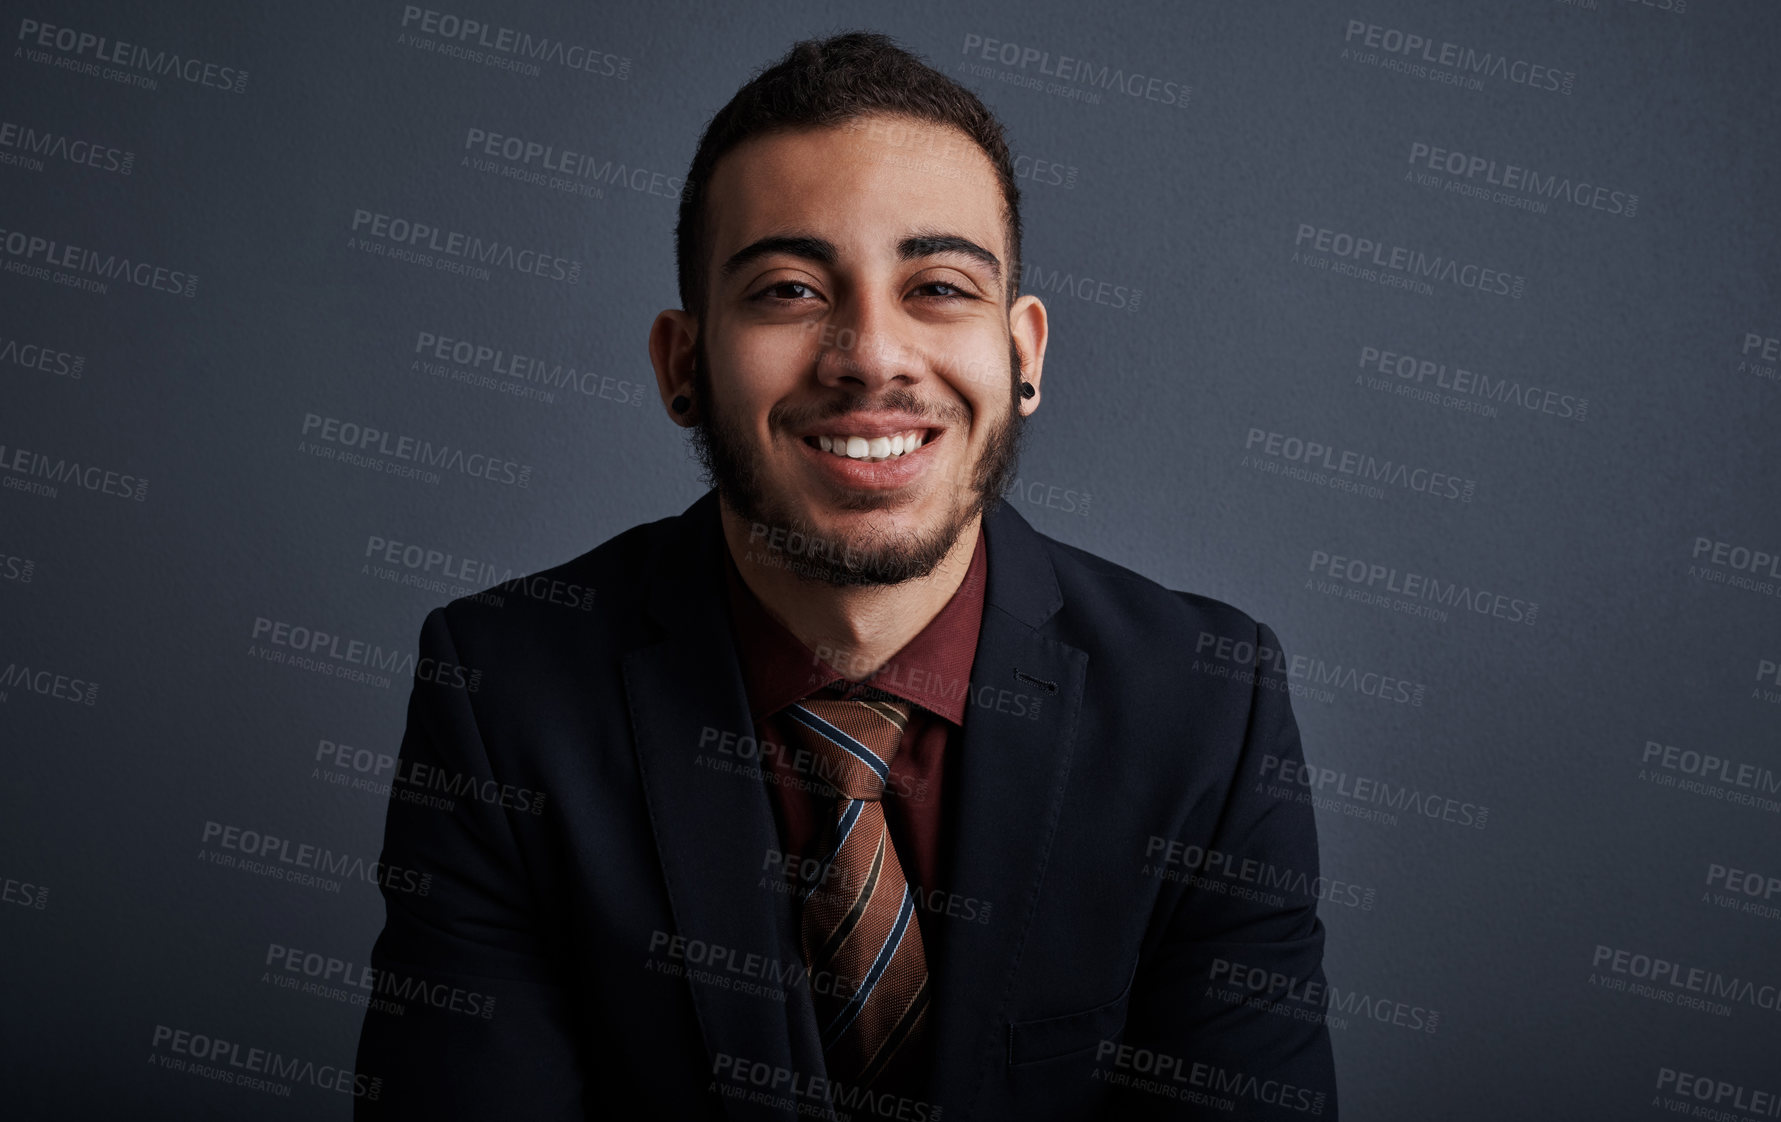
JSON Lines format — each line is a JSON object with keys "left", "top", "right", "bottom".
{"left": 3, "top": 0, "right": 1778, "bottom": 1117}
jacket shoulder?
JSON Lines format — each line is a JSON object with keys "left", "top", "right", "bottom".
{"left": 429, "top": 510, "right": 679, "bottom": 643}
{"left": 1039, "top": 532, "right": 1268, "bottom": 650}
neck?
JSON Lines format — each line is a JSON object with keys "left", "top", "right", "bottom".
{"left": 719, "top": 502, "right": 981, "bottom": 683}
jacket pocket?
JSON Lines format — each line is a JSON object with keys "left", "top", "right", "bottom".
{"left": 1005, "top": 959, "right": 1138, "bottom": 1066}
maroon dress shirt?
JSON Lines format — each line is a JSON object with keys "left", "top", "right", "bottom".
{"left": 720, "top": 526, "right": 988, "bottom": 1102}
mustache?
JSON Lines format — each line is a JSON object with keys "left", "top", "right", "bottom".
{"left": 767, "top": 387, "right": 972, "bottom": 431}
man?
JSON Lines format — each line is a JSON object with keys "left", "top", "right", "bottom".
{"left": 356, "top": 31, "right": 1337, "bottom": 1122}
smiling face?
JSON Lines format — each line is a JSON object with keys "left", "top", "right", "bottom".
{"left": 673, "top": 113, "right": 1046, "bottom": 586}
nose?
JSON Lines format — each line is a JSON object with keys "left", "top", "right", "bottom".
{"left": 814, "top": 288, "right": 921, "bottom": 394}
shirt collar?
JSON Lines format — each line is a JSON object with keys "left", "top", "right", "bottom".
{"left": 722, "top": 526, "right": 988, "bottom": 726}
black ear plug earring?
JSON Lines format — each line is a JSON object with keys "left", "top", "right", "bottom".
{"left": 671, "top": 394, "right": 691, "bottom": 414}
{"left": 1019, "top": 381, "right": 1035, "bottom": 399}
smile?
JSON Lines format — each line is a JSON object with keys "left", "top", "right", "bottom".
{"left": 803, "top": 429, "right": 931, "bottom": 464}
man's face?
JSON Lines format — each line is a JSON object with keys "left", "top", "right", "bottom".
{"left": 687, "top": 114, "right": 1036, "bottom": 586}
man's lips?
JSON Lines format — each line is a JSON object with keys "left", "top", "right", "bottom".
{"left": 802, "top": 428, "right": 932, "bottom": 462}
{"left": 795, "top": 426, "right": 942, "bottom": 488}
{"left": 795, "top": 412, "right": 936, "bottom": 440}
{"left": 796, "top": 411, "right": 941, "bottom": 465}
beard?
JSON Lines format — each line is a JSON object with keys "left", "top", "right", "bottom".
{"left": 688, "top": 335, "right": 1028, "bottom": 587}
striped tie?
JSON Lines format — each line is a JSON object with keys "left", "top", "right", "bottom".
{"left": 780, "top": 685, "right": 930, "bottom": 1088}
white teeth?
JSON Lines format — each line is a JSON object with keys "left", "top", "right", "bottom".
{"left": 809, "top": 429, "right": 929, "bottom": 462}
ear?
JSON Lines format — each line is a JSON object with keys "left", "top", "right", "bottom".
{"left": 648, "top": 309, "right": 700, "bottom": 426}
{"left": 1009, "top": 294, "right": 1049, "bottom": 416}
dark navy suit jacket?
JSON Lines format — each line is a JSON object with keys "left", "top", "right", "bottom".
{"left": 354, "top": 489, "right": 1338, "bottom": 1120}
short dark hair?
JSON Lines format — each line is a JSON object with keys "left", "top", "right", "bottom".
{"left": 674, "top": 31, "right": 1024, "bottom": 323}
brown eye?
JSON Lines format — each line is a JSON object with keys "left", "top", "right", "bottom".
{"left": 917, "top": 282, "right": 972, "bottom": 301}
{"left": 753, "top": 281, "right": 818, "bottom": 302}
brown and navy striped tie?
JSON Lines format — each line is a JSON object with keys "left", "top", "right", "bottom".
{"left": 780, "top": 684, "right": 930, "bottom": 1088}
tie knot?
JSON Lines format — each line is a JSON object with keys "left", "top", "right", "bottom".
{"left": 781, "top": 686, "right": 912, "bottom": 802}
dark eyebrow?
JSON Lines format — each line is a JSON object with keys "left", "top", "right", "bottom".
{"left": 717, "top": 230, "right": 1003, "bottom": 290}
{"left": 899, "top": 230, "right": 1002, "bottom": 289}
{"left": 718, "top": 235, "right": 836, "bottom": 285}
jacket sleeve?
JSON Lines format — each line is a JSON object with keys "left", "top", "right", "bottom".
{"left": 353, "top": 606, "right": 588, "bottom": 1119}
{"left": 1101, "top": 619, "right": 1340, "bottom": 1121}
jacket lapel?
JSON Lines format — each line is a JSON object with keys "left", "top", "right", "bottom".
{"left": 623, "top": 491, "right": 1086, "bottom": 1121}
{"left": 926, "top": 498, "right": 1088, "bottom": 1118}
{"left": 623, "top": 490, "right": 832, "bottom": 1121}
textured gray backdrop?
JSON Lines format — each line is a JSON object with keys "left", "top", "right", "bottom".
{"left": 3, "top": 0, "right": 1778, "bottom": 1118}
